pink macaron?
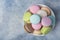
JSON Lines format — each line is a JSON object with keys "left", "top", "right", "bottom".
{"left": 41, "top": 17, "right": 52, "bottom": 26}
{"left": 32, "top": 23, "right": 42, "bottom": 30}
{"left": 29, "top": 5, "right": 40, "bottom": 14}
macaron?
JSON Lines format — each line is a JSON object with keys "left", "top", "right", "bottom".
{"left": 23, "top": 12, "right": 32, "bottom": 23}
{"left": 41, "top": 17, "right": 52, "bottom": 26}
{"left": 24, "top": 23, "right": 34, "bottom": 33}
{"left": 41, "top": 26, "right": 51, "bottom": 35}
{"left": 29, "top": 5, "right": 40, "bottom": 14}
{"left": 30, "top": 14, "right": 41, "bottom": 24}
{"left": 32, "top": 23, "right": 42, "bottom": 30}
{"left": 48, "top": 16, "right": 55, "bottom": 26}
{"left": 41, "top": 7, "right": 51, "bottom": 16}
{"left": 33, "top": 30, "right": 42, "bottom": 35}
{"left": 37, "top": 10, "right": 47, "bottom": 17}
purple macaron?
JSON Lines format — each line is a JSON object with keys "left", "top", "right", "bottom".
{"left": 41, "top": 17, "right": 52, "bottom": 26}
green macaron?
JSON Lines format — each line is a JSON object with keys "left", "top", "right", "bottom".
{"left": 23, "top": 12, "right": 32, "bottom": 23}
{"left": 41, "top": 26, "right": 51, "bottom": 35}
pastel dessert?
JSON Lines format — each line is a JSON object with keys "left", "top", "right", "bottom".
{"left": 23, "top": 4, "right": 55, "bottom": 36}
{"left": 48, "top": 16, "right": 55, "bottom": 26}
{"left": 29, "top": 5, "right": 40, "bottom": 14}
{"left": 37, "top": 10, "right": 47, "bottom": 17}
{"left": 41, "top": 17, "right": 52, "bottom": 26}
{"left": 30, "top": 14, "right": 40, "bottom": 24}
{"left": 32, "top": 23, "right": 42, "bottom": 30}
{"left": 23, "top": 12, "right": 32, "bottom": 23}
{"left": 33, "top": 30, "right": 42, "bottom": 35}
{"left": 41, "top": 7, "right": 51, "bottom": 16}
{"left": 41, "top": 26, "right": 51, "bottom": 35}
{"left": 24, "top": 23, "right": 34, "bottom": 33}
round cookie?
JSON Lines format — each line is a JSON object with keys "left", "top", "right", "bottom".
{"left": 24, "top": 23, "right": 34, "bottom": 33}
{"left": 23, "top": 12, "right": 32, "bottom": 23}
{"left": 32, "top": 23, "right": 42, "bottom": 30}
{"left": 48, "top": 16, "right": 55, "bottom": 26}
{"left": 41, "top": 7, "right": 51, "bottom": 16}
{"left": 41, "top": 17, "right": 52, "bottom": 26}
{"left": 30, "top": 14, "right": 40, "bottom": 24}
{"left": 41, "top": 26, "right": 51, "bottom": 35}
{"left": 33, "top": 30, "right": 42, "bottom": 35}
{"left": 37, "top": 10, "right": 47, "bottom": 17}
{"left": 29, "top": 5, "right": 40, "bottom": 14}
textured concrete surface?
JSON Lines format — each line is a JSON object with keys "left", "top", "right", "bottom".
{"left": 0, "top": 0, "right": 60, "bottom": 40}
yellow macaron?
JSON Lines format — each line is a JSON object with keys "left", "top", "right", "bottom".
{"left": 23, "top": 12, "right": 32, "bottom": 23}
{"left": 41, "top": 26, "right": 51, "bottom": 35}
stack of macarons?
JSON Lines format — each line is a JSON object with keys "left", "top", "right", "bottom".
{"left": 23, "top": 4, "right": 55, "bottom": 36}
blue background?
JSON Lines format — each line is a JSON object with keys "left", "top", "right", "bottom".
{"left": 0, "top": 0, "right": 60, "bottom": 40}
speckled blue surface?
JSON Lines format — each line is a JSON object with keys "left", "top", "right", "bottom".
{"left": 0, "top": 0, "right": 60, "bottom": 40}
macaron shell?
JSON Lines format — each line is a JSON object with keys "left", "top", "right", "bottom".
{"left": 41, "top": 26, "right": 51, "bottom": 35}
{"left": 33, "top": 30, "right": 42, "bottom": 35}
{"left": 30, "top": 14, "right": 40, "bottom": 24}
{"left": 48, "top": 16, "right": 55, "bottom": 26}
{"left": 32, "top": 23, "right": 42, "bottom": 30}
{"left": 23, "top": 12, "right": 32, "bottom": 23}
{"left": 41, "top": 7, "right": 51, "bottom": 16}
{"left": 24, "top": 23, "right": 34, "bottom": 33}
{"left": 37, "top": 10, "right": 47, "bottom": 17}
{"left": 24, "top": 25, "right": 30, "bottom": 33}
{"left": 29, "top": 5, "right": 40, "bottom": 14}
{"left": 41, "top": 17, "right": 52, "bottom": 26}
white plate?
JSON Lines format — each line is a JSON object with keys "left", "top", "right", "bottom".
{"left": 24, "top": 4, "right": 56, "bottom": 36}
